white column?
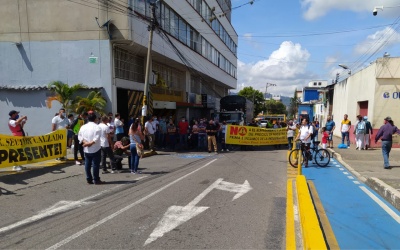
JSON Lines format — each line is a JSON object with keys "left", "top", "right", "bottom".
{"left": 186, "top": 71, "right": 191, "bottom": 118}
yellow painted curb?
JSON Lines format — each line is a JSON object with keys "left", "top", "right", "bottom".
{"left": 286, "top": 179, "right": 296, "bottom": 250}
{"left": 308, "top": 181, "right": 340, "bottom": 250}
{"left": 296, "top": 175, "right": 327, "bottom": 250}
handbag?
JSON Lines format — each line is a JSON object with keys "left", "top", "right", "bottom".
{"left": 131, "top": 133, "right": 144, "bottom": 157}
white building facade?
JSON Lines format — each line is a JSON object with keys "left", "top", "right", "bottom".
{"left": 0, "top": 0, "right": 237, "bottom": 136}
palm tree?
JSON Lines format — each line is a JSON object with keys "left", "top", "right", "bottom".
{"left": 71, "top": 91, "right": 107, "bottom": 115}
{"left": 46, "top": 81, "right": 87, "bottom": 111}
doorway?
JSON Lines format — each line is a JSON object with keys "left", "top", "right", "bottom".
{"left": 358, "top": 101, "right": 368, "bottom": 117}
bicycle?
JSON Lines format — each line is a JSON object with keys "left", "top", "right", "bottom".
{"left": 288, "top": 140, "right": 331, "bottom": 168}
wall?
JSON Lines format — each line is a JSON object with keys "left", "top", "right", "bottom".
{"left": 332, "top": 63, "right": 376, "bottom": 138}
{"left": 0, "top": 40, "right": 112, "bottom": 135}
{"left": 303, "top": 89, "right": 319, "bottom": 102}
{"left": 0, "top": 0, "right": 129, "bottom": 42}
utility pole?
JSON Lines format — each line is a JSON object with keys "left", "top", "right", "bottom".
{"left": 142, "top": 2, "right": 157, "bottom": 127}
{"left": 264, "top": 83, "right": 276, "bottom": 115}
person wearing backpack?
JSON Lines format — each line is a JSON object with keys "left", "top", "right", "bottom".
{"left": 354, "top": 115, "right": 366, "bottom": 150}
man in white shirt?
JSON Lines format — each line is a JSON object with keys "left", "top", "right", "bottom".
{"left": 114, "top": 113, "right": 125, "bottom": 141}
{"left": 99, "top": 116, "right": 118, "bottom": 174}
{"left": 52, "top": 108, "right": 70, "bottom": 161}
{"left": 294, "top": 118, "right": 313, "bottom": 167}
{"left": 145, "top": 116, "right": 156, "bottom": 151}
{"left": 78, "top": 113, "right": 105, "bottom": 185}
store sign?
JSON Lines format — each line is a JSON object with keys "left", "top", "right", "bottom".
{"left": 89, "top": 57, "right": 98, "bottom": 64}
{"left": 383, "top": 92, "right": 400, "bottom": 99}
{"left": 301, "top": 111, "right": 308, "bottom": 114}
{"left": 195, "top": 95, "right": 202, "bottom": 104}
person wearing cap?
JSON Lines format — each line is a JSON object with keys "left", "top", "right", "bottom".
{"left": 375, "top": 117, "right": 400, "bottom": 169}
{"left": 8, "top": 110, "right": 27, "bottom": 171}
{"left": 363, "top": 116, "right": 373, "bottom": 150}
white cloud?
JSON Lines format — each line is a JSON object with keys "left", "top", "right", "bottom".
{"left": 243, "top": 33, "right": 252, "bottom": 42}
{"left": 353, "top": 27, "right": 400, "bottom": 55}
{"left": 324, "top": 53, "right": 341, "bottom": 69}
{"left": 236, "top": 41, "right": 318, "bottom": 96}
{"left": 301, "top": 0, "right": 400, "bottom": 20}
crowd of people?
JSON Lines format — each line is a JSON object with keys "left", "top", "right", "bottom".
{"left": 8, "top": 107, "right": 400, "bottom": 183}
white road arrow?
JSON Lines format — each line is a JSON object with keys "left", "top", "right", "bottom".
{"left": 144, "top": 178, "right": 252, "bottom": 246}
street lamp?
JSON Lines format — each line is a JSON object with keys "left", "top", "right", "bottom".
{"left": 373, "top": 5, "right": 400, "bottom": 16}
{"left": 339, "top": 64, "right": 351, "bottom": 75}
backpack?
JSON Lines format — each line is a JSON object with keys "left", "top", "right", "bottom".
{"left": 356, "top": 121, "right": 366, "bottom": 134}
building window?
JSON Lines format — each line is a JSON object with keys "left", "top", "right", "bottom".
{"left": 114, "top": 48, "right": 145, "bottom": 83}
{"left": 314, "top": 82, "right": 317, "bottom": 86}
{"left": 179, "top": 18, "right": 187, "bottom": 44}
{"left": 153, "top": 61, "right": 185, "bottom": 91}
{"left": 159, "top": 2, "right": 237, "bottom": 78}
{"left": 318, "top": 82, "right": 322, "bottom": 85}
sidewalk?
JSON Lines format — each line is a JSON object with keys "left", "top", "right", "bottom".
{"left": 328, "top": 135, "right": 400, "bottom": 210}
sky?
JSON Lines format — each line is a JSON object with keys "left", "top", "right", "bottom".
{"left": 231, "top": 0, "right": 400, "bottom": 97}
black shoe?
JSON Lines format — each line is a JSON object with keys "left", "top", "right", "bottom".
{"left": 87, "top": 181, "right": 94, "bottom": 185}
{"left": 384, "top": 166, "right": 392, "bottom": 169}
{"left": 208, "top": 151, "right": 211, "bottom": 153}
{"left": 102, "top": 170, "right": 110, "bottom": 174}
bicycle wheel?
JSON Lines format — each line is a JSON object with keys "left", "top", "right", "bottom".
{"left": 314, "top": 149, "right": 330, "bottom": 167}
{"left": 289, "top": 149, "right": 304, "bottom": 168}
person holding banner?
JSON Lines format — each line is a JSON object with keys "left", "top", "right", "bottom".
{"left": 79, "top": 113, "right": 105, "bottom": 185}
{"left": 8, "top": 110, "right": 27, "bottom": 171}
{"left": 294, "top": 118, "right": 314, "bottom": 168}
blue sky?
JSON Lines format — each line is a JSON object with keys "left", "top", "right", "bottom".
{"left": 231, "top": 0, "right": 400, "bottom": 96}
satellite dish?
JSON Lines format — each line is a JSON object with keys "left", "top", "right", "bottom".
{"left": 95, "top": 17, "right": 112, "bottom": 40}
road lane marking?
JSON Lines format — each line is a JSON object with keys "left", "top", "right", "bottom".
{"left": 339, "top": 168, "right": 344, "bottom": 170}
{"left": 144, "top": 178, "right": 252, "bottom": 245}
{"left": 343, "top": 172, "right": 349, "bottom": 175}
{"left": 347, "top": 176, "right": 354, "bottom": 179}
{"left": 353, "top": 181, "right": 360, "bottom": 184}
{"left": 45, "top": 159, "right": 218, "bottom": 250}
{"left": 0, "top": 176, "right": 148, "bottom": 234}
{"left": 360, "top": 186, "right": 400, "bottom": 224}
{"left": 308, "top": 181, "right": 340, "bottom": 249}
{"left": 286, "top": 179, "right": 296, "bottom": 250}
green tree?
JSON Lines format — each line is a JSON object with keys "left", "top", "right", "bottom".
{"left": 238, "top": 86, "right": 265, "bottom": 118}
{"left": 265, "top": 99, "right": 288, "bottom": 115}
{"left": 71, "top": 91, "right": 107, "bottom": 115}
{"left": 46, "top": 81, "right": 87, "bottom": 112}
{"left": 289, "top": 88, "right": 301, "bottom": 117}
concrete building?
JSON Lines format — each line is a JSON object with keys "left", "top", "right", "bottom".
{"left": 265, "top": 94, "right": 281, "bottom": 102}
{"left": 331, "top": 57, "right": 400, "bottom": 148}
{"left": 0, "top": 0, "right": 237, "bottom": 136}
{"left": 308, "top": 80, "right": 328, "bottom": 88}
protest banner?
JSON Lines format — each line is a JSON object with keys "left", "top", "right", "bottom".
{"left": 0, "top": 130, "right": 67, "bottom": 168}
{"left": 225, "top": 125, "right": 295, "bottom": 145}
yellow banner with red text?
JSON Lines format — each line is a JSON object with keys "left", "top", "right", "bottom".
{"left": 0, "top": 130, "right": 67, "bottom": 169}
{"left": 225, "top": 125, "right": 296, "bottom": 145}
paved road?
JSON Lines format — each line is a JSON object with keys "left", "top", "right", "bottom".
{"left": 0, "top": 146, "right": 287, "bottom": 249}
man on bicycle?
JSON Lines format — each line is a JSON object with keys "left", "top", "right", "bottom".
{"left": 294, "top": 118, "right": 314, "bottom": 167}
